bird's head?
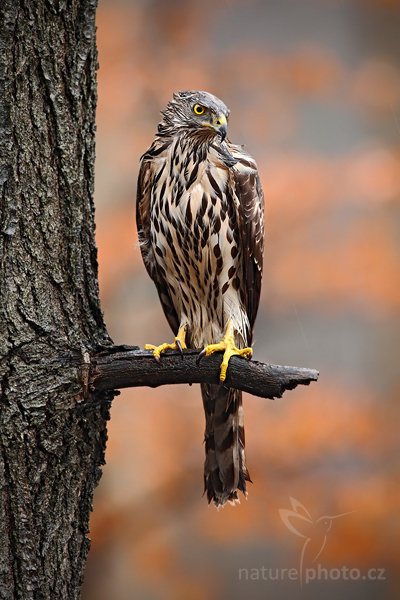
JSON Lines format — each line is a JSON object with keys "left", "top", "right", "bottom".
{"left": 158, "top": 90, "right": 229, "bottom": 142}
{"left": 315, "top": 511, "right": 355, "bottom": 534}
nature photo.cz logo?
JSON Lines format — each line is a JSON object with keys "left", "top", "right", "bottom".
{"left": 238, "top": 497, "right": 386, "bottom": 586}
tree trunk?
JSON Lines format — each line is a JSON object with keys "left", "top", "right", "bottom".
{"left": 0, "top": 1, "right": 114, "bottom": 598}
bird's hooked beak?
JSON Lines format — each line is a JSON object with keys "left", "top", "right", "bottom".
{"left": 212, "top": 113, "right": 228, "bottom": 142}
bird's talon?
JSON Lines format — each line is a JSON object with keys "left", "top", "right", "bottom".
{"left": 145, "top": 326, "right": 187, "bottom": 362}
{"left": 196, "top": 348, "right": 206, "bottom": 365}
{"left": 200, "top": 321, "right": 253, "bottom": 382}
{"left": 176, "top": 339, "right": 184, "bottom": 357}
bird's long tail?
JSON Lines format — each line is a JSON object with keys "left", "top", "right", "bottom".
{"left": 201, "top": 383, "right": 251, "bottom": 507}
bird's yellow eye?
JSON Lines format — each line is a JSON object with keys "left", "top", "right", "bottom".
{"left": 193, "top": 104, "right": 205, "bottom": 115}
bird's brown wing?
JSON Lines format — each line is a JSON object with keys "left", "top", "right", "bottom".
{"left": 229, "top": 148, "right": 264, "bottom": 343}
{"left": 136, "top": 148, "right": 180, "bottom": 335}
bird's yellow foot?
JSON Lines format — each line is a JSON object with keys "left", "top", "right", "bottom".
{"left": 145, "top": 326, "right": 187, "bottom": 361}
{"left": 199, "top": 323, "right": 252, "bottom": 382}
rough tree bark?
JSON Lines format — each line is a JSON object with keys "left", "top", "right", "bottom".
{"left": 0, "top": 2, "right": 319, "bottom": 598}
{"left": 0, "top": 2, "right": 115, "bottom": 598}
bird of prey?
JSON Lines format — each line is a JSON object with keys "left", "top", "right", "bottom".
{"left": 136, "top": 90, "right": 264, "bottom": 507}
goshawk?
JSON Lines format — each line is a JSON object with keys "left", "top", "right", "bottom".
{"left": 136, "top": 90, "right": 264, "bottom": 506}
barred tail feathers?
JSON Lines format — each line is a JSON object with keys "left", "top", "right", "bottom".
{"left": 201, "top": 383, "right": 251, "bottom": 507}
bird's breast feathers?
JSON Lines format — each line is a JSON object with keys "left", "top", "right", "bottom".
{"left": 147, "top": 139, "right": 251, "bottom": 345}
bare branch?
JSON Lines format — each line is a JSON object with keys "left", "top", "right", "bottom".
{"left": 90, "top": 346, "right": 319, "bottom": 400}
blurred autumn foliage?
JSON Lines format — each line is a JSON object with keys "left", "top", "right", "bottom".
{"left": 83, "top": 1, "right": 400, "bottom": 599}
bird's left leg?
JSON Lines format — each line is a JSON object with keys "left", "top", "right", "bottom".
{"left": 145, "top": 325, "right": 187, "bottom": 361}
{"left": 198, "top": 320, "right": 252, "bottom": 382}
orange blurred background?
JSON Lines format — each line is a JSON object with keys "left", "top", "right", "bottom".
{"left": 83, "top": 1, "right": 400, "bottom": 598}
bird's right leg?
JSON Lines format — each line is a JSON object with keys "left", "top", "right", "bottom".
{"left": 145, "top": 324, "right": 187, "bottom": 361}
